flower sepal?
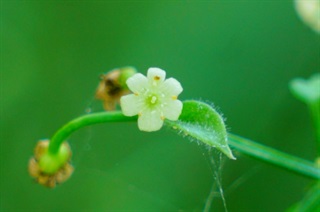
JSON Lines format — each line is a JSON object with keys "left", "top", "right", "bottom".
{"left": 38, "top": 143, "right": 71, "bottom": 174}
{"left": 28, "top": 140, "right": 73, "bottom": 188}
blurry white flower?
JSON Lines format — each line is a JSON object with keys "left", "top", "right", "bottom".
{"left": 120, "top": 68, "right": 183, "bottom": 132}
{"left": 295, "top": 0, "right": 320, "bottom": 33}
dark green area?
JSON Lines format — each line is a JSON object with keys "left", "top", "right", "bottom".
{"left": 1, "top": 1, "right": 319, "bottom": 211}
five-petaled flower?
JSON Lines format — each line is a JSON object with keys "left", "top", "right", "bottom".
{"left": 120, "top": 67, "right": 183, "bottom": 132}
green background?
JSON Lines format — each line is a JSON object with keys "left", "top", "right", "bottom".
{"left": 1, "top": 1, "right": 319, "bottom": 211}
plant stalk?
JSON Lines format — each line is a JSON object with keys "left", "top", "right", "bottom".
{"left": 228, "top": 134, "right": 319, "bottom": 179}
{"left": 308, "top": 102, "right": 320, "bottom": 154}
{"left": 47, "top": 111, "right": 320, "bottom": 179}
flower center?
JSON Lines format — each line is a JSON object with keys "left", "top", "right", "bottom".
{"left": 146, "top": 94, "right": 159, "bottom": 107}
{"left": 151, "top": 96, "right": 157, "bottom": 104}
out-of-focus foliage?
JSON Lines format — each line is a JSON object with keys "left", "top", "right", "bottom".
{"left": 1, "top": 1, "right": 319, "bottom": 211}
{"left": 287, "top": 182, "right": 320, "bottom": 212}
{"left": 290, "top": 73, "right": 320, "bottom": 104}
{"left": 295, "top": 0, "right": 320, "bottom": 33}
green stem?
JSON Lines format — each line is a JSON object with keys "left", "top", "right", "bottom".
{"left": 48, "top": 111, "right": 136, "bottom": 154}
{"left": 48, "top": 111, "right": 319, "bottom": 179}
{"left": 309, "top": 102, "right": 320, "bottom": 153}
{"left": 228, "top": 134, "right": 320, "bottom": 180}
{"left": 296, "top": 181, "right": 320, "bottom": 211}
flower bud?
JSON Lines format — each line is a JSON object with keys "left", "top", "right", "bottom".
{"left": 96, "top": 66, "right": 137, "bottom": 110}
{"left": 28, "top": 140, "right": 73, "bottom": 188}
{"left": 118, "top": 66, "right": 137, "bottom": 89}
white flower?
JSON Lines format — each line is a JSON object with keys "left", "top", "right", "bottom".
{"left": 295, "top": 0, "right": 320, "bottom": 33}
{"left": 120, "top": 67, "right": 183, "bottom": 132}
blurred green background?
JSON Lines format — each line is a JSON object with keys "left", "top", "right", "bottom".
{"left": 1, "top": 1, "right": 319, "bottom": 211}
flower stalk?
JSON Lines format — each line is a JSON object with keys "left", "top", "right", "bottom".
{"left": 44, "top": 111, "right": 319, "bottom": 180}
{"left": 48, "top": 111, "right": 136, "bottom": 154}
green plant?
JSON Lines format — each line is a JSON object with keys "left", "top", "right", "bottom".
{"left": 28, "top": 68, "right": 320, "bottom": 211}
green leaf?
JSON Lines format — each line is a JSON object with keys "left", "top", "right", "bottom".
{"left": 290, "top": 73, "right": 320, "bottom": 151}
{"left": 290, "top": 73, "right": 320, "bottom": 104}
{"left": 165, "top": 100, "right": 235, "bottom": 159}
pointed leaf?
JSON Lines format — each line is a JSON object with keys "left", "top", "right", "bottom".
{"left": 165, "top": 100, "right": 235, "bottom": 159}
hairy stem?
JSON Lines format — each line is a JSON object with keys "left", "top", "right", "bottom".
{"left": 47, "top": 111, "right": 319, "bottom": 179}
{"left": 228, "top": 134, "right": 320, "bottom": 179}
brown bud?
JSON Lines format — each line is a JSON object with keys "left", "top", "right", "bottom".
{"left": 96, "top": 69, "right": 131, "bottom": 111}
{"left": 28, "top": 140, "right": 73, "bottom": 188}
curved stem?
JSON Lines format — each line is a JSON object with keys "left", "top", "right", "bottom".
{"left": 48, "top": 111, "right": 136, "bottom": 154}
{"left": 228, "top": 134, "right": 320, "bottom": 180}
{"left": 47, "top": 111, "right": 319, "bottom": 179}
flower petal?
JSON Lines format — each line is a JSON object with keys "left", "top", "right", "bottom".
{"left": 147, "top": 67, "right": 166, "bottom": 82}
{"left": 160, "top": 78, "right": 183, "bottom": 96}
{"left": 120, "top": 94, "right": 143, "bottom": 116}
{"left": 162, "top": 100, "right": 183, "bottom": 121}
{"left": 126, "top": 73, "right": 148, "bottom": 93}
{"left": 138, "top": 110, "right": 164, "bottom": 132}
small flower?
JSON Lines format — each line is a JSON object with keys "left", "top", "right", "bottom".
{"left": 120, "top": 67, "right": 183, "bottom": 132}
{"left": 295, "top": 0, "right": 320, "bottom": 33}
